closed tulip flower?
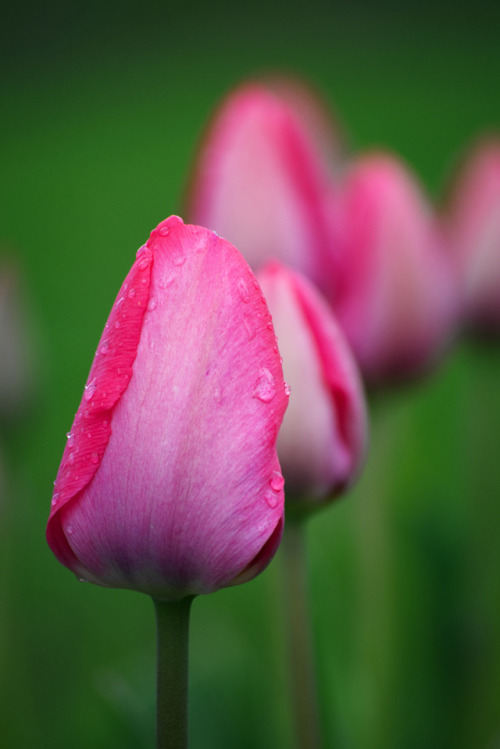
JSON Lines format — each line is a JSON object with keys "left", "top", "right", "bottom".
{"left": 186, "top": 81, "right": 340, "bottom": 298}
{"left": 443, "top": 137, "right": 500, "bottom": 333}
{"left": 257, "top": 262, "right": 367, "bottom": 516}
{"left": 332, "top": 153, "right": 458, "bottom": 385}
{"left": 47, "top": 215, "right": 289, "bottom": 601}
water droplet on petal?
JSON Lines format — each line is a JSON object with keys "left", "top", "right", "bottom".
{"left": 159, "top": 226, "right": 170, "bottom": 237}
{"left": 84, "top": 378, "right": 97, "bottom": 402}
{"left": 66, "top": 525, "right": 74, "bottom": 536}
{"left": 147, "top": 297, "right": 157, "bottom": 311}
{"left": 173, "top": 253, "right": 186, "bottom": 267}
{"left": 100, "top": 340, "right": 109, "bottom": 355}
{"left": 128, "top": 288, "right": 136, "bottom": 300}
{"left": 270, "top": 471, "right": 285, "bottom": 492}
{"left": 91, "top": 452, "right": 99, "bottom": 465}
{"left": 69, "top": 452, "right": 75, "bottom": 465}
{"left": 114, "top": 321, "right": 121, "bottom": 329}
{"left": 138, "top": 254, "right": 152, "bottom": 271}
{"left": 67, "top": 432, "right": 74, "bottom": 448}
{"left": 265, "top": 490, "right": 279, "bottom": 508}
{"left": 213, "top": 386, "right": 223, "bottom": 403}
{"left": 243, "top": 312, "right": 255, "bottom": 340}
{"left": 51, "top": 492, "right": 59, "bottom": 505}
{"left": 284, "top": 382, "right": 291, "bottom": 396}
{"left": 253, "top": 368, "right": 276, "bottom": 403}
{"left": 237, "top": 278, "right": 250, "bottom": 302}
{"left": 159, "top": 272, "right": 176, "bottom": 288}
{"left": 78, "top": 577, "right": 89, "bottom": 583}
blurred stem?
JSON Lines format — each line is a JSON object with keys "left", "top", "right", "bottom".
{"left": 282, "top": 518, "right": 321, "bottom": 749}
{"left": 153, "top": 596, "right": 193, "bottom": 749}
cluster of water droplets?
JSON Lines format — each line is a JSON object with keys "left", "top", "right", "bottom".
{"left": 264, "top": 470, "right": 285, "bottom": 507}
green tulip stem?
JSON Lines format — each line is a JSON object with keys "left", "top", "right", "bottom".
{"left": 282, "top": 518, "right": 321, "bottom": 749}
{"left": 153, "top": 596, "right": 193, "bottom": 749}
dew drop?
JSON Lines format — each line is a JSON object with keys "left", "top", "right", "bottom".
{"left": 284, "top": 382, "right": 291, "bottom": 397}
{"left": 237, "top": 278, "right": 250, "bottom": 302}
{"left": 51, "top": 492, "right": 59, "bottom": 505}
{"left": 67, "top": 432, "right": 74, "bottom": 448}
{"left": 270, "top": 471, "right": 285, "bottom": 492}
{"left": 243, "top": 312, "right": 255, "bottom": 340}
{"left": 147, "top": 297, "right": 158, "bottom": 311}
{"left": 78, "top": 577, "right": 89, "bottom": 583}
{"left": 159, "top": 226, "right": 170, "bottom": 237}
{"left": 91, "top": 452, "right": 99, "bottom": 465}
{"left": 100, "top": 340, "right": 109, "bottom": 355}
{"left": 213, "top": 385, "right": 223, "bottom": 403}
{"left": 138, "top": 255, "right": 152, "bottom": 271}
{"left": 253, "top": 368, "right": 276, "bottom": 403}
{"left": 84, "top": 378, "right": 97, "bottom": 402}
{"left": 69, "top": 452, "right": 75, "bottom": 465}
{"left": 66, "top": 525, "right": 74, "bottom": 536}
{"left": 128, "top": 288, "right": 136, "bottom": 300}
{"left": 124, "top": 283, "right": 129, "bottom": 291}
{"left": 265, "top": 490, "right": 279, "bottom": 508}
{"left": 114, "top": 321, "right": 121, "bottom": 329}
{"left": 159, "top": 272, "right": 176, "bottom": 288}
{"left": 173, "top": 253, "right": 186, "bottom": 267}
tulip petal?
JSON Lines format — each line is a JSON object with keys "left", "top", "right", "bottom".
{"left": 48, "top": 217, "right": 288, "bottom": 599}
{"left": 186, "top": 83, "right": 338, "bottom": 296}
{"left": 258, "top": 262, "right": 367, "bottom": 508}
{"left": 334, "top": 153, "right": 458, "bottom": 384}
{"left": 444, "top": 137, "right": 500, "bottom": 332}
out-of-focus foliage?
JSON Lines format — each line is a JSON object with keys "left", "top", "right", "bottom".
{"left": 1, "top": 1, "right": 499, "bottom": 747}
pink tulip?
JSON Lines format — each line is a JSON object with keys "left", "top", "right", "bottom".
{"left": 332, "top": 153, "right": 458, "bottom": 385}
{"left": 0, "top": 258, "right": 34, "bottom": 419}
{"left": 257, "top": 262, "right": 367, "bottom": 513}
{"left": 186, "top": 81, "right": 340, "bottom": 299}
{"left": 47, "top": 216, "right": 289, "bottom": 601}
{"left": 443, "top": 137, "right": 500, "bottom": 333}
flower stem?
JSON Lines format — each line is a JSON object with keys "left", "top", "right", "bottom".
{"left": 153, "top": 596, "right": 193, "bottom": 749}
{"left": 282, "top": 518, "right": 321, "bottom": 749}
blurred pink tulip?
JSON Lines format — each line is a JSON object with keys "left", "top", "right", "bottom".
{"left": 332, "top": 153, "right": 458, "bottom": 385}
{"left": 0, "top": 258, "right": 34, "bottom": 419}
{"left": 443, "top": 137, "right": 500, "bottom": 333}
{"left": 47, "top": 216, "right": 289, "bottom": 601}
{"left": 257, "top": 262, "right": 367, "bottom": 514}
{"left": 186, "top": 80, "right": 340, "bottom": 298}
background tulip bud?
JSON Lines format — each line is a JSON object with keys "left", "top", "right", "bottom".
{"left": 0, "top": 258, "right": 35, "bottom": 420}
{"left": 442, "top": 137, "right": 500, "bottom": 333}
{"left": 186, "top": 81, "right": 339, "bottom": 298}
{"left": 332, "top": 153, "right": 458, "bottom": 385}
{"left": 47, "top": 216, "right": 289, "bottom": 601}
{"left": 257, "top": 262, "right": 368, "bottom": 514}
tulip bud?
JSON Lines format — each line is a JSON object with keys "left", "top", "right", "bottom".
{"left": 333, "top": 153, "right": 458, "bottom": 385}
{"left": 443, "top": 137, "right": 500, "bottom": 333}
{"left": 186, "top": 81, "right": 340, "bottom": 298}
{"left": 0, "top": 258, "right": 34, "bottom": 420}
{"left": 47, "top": 216, "right": 289, "bottom": 601}
{"left": 257, "top": 262, "right": 368, "bottom": 515}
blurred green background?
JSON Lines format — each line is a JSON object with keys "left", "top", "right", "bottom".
{"left": 1, "top": 1, "right": 500, "bottom": 747}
